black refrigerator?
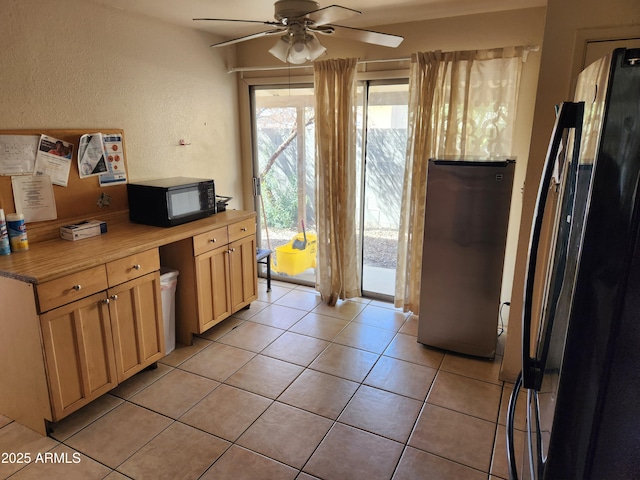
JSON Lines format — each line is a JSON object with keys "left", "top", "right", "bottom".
{"left": 507, "top": 47, "right": 640, "bottom": 480}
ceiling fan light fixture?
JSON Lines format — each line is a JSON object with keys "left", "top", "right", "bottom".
{"left": 288, "top": 38, "right": 310, "bottom": 64}
{"left": 268, "top": 32, "right": 326, "bottom": 64}
{"left": 306, "top": 34, "right": 327, "bottom": 60}
{"left": 268, "top": 37, "right": 290, "bottom": 62}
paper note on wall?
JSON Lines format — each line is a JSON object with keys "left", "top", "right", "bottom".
{"left": 34, "top": 135, "right": 73, "bottom": 187}
{"left": 78, "top": 133, "right": 108, "bottom": 178}
{"left": 11, "top": 174, "right": 58, "bottom": 222}
{"left": 0, "top": 135, "right": 39, "bottom": 175}
{"left": 99, "top": 134, "right": 127, "bottom": 186}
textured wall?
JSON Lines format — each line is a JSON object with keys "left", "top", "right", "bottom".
{"left": 1, "top": 0, "right": 243, "bottom": 207}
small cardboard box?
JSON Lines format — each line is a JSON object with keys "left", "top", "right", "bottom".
{"left": 60, "top": 220, "right": 107, "bottom": 241}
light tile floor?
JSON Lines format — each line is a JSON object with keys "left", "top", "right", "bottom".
{"left": 0, "top": 279, "right": 528, "bottom": 480}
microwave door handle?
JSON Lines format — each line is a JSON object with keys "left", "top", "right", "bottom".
{"left": 522, "top": 101, "right": 584, "bottom": 391}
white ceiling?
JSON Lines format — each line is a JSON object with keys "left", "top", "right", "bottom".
{"left": 89, "top": 0, "right": 546, "bottom": 40}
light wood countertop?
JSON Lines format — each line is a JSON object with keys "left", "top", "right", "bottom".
{"left": 0, "top": 210, "right": 256, "bottom": 284}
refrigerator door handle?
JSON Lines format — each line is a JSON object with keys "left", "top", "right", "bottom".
{"left": 522, "top": 101, "right": 585, "bottom": 390}
{"left": 507, "top": 371, "right": 523, "bottom": 480}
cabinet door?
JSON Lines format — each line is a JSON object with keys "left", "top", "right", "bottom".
{"left": 229, "top": 234, "right": 258, "bottom": 312}
{"left": 195, "top": 244, "right": 232, "bottom": 331}
{"left": 109, "top": 272, "right": 165, "bottom": 383}
{"left": 40, "top": 292, "right": 117, "bottom": 420}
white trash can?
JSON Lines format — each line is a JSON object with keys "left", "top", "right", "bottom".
{"left": 160, "top": 268, "right": 179, "bottom": 355}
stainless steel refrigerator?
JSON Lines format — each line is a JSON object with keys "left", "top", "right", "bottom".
{"left": 417, "top": 158, "right": 515, "bottom": 358}
{"left": 507, "top": 47, "right": 640, "bottom": 479}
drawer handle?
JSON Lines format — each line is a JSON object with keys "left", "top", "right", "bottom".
{"left": 241, "top": 227, "right": 247, "bottom": 232}
{"left": 133, "top": 264, "right": 142, "bottom": 270}
{"left": 72, "top": 284, "right": 82, "bottom": 291}
{"left": 110, "top": 294, "right": 118, "bottom": 301}
{"left": 209, "top": 238, "right": 217, "bottom": 243}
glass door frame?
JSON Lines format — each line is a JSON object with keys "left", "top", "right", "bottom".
{"left": 250, "top": 82, "right": 316, "bottom": 288}
{"left": 248, "top": 77, "right": 410, "bottom": 298}
{"left": 357, "top": 78, "right": 409, "bottom": 302}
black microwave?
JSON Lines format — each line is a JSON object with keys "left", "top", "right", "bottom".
{"left": 127, "top": 177, "right": 216, "bottom": 227}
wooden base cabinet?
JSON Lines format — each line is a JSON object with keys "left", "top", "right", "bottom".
{"left": 161, "top": 217, "right": 258, "bottom": 345}
{"left": 0, "top": 249, "right": 165, "bottom": 433}
{"left": 41, "top": 251, "right": 164, "bottom": 423}
{"left": 40, "top": 292, "right": 118, "bottom": 421}
{"left": 0, "top": 212, "right": 257, "bottom": 435}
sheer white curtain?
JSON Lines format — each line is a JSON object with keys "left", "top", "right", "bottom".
{"left": 314, "top": 58, "right": 361, "bottom": 305}
{"left": 395, "top": 47, "right": 526, "bottom": 313}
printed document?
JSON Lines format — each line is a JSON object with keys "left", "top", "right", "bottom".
{"left": 34, "top": 135, "right": 73, "bottom": 187}
{"left": 11, "top": 174, "right": 58, "bottom": 222}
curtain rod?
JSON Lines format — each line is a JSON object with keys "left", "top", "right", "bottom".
{"left": 227, "top": 45, "right": 539, "bottom": 74}
{"left": 228, "top": 57, "right": 410, "bottom": 74}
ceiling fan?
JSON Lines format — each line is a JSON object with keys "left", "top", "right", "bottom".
{"left": 194, "top": 0, "right": 404, "bottom": 64}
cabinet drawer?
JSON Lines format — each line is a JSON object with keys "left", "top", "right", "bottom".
{"left": 37, "top": 265, "right": 108, "bottom": 312}
{"left": 193, "top": 226, "right": 229, "bottom": 256}
{"left": 228, "top": 218, "right": 256, "bottom": 243}
{"left": 106, "top": 249, "right": 160, "bottom": 287}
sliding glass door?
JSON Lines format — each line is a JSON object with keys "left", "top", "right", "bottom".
{"left": 360, "top": 82, "right": 409, "bottom": 299}
{"left": 251, "top": 81, "right": 408, "bottom": 299}
{"left": 252, "top": 86, "right": 317, "bottom": 284}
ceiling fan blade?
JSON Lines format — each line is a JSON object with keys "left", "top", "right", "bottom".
{"left": 306, "top": 5, "right": 360, "bottom": 26}
{"left": 210, "top": 29, "right": 285, "bottom": 48}
{"left": 194, "top": 18, "right": 282, "bottom": 27}
{"left": 324, "top": 24, "right": 404, "bottom": 48}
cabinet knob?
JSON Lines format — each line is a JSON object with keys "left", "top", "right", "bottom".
{"left": 102, "top": 298, "right": 110, "bottom": 305}
{"left": 241, "top": 227, "right": 247, "bottom": 232}
{"left": 110, "top": 294, "right": 118, "bottom": 301}
{"left": 72, "top": 284, "right": 82, "bottom": 291}
{"left": 209, "top": 238, "right": 217, "bottom": 243}
{"left": 230, "top": 247, "right": 236, "bottom": 252}
{"left": 133, "top": 264, "right": 142, "bottom": 270}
